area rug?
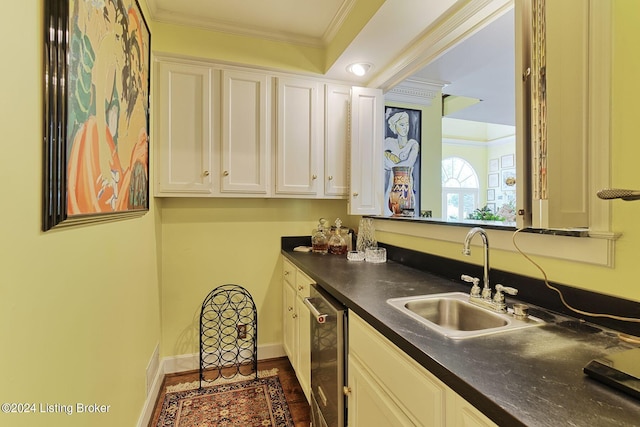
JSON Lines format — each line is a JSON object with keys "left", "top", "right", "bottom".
{"left": 156, "top": 370, "right": 295, "bottom": 427}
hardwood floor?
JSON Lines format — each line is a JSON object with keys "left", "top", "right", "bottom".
{"left": 149, "top": 357, "right": 311, "bottom": 427}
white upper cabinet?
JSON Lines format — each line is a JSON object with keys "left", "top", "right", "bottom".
{"left": 156, "top": 57, "right": 376, "bottom": 203}
{"left": 156, "top": 61, "right": 214, "bottom": 195}
{"left": 324, "top": 84, "right": 351, "bottom": 197}
{"left": 275, "top": 77, "right": 322, "bottom": 196}
{"left": 220, "top": 70, "right": 270, "bottom": 196}
{"left": 349, "top": 86, "right": 384, "bottom": 215}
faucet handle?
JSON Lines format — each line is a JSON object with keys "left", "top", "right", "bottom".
{"left": 493, "top": 284, "right": 518, "bottom": 303}
{"left": 492, "top": 284, "right": 518, "bottom": 312}
{"left": 461, "top": 275, "right": 481, "bottom": 297}
{"left": 461, "top": 274, "right": 479, "bottom": 284}
{"left": 495, "top": 284, "right": 518, "bottom": 296}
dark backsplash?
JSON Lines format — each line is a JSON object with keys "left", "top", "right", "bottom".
{"left": 281, "top": 236, "right": 640, "bottom": 337}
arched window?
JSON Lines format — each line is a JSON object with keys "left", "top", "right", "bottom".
{"left": 442, "top": 157, "right": 479, "bottom": 220}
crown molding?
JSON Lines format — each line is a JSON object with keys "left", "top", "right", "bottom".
{"left": 384, "top": 78, "right": 445, "bottom": 106}
{"left": 147, "top": 0, "right": 356, "bottom": 49}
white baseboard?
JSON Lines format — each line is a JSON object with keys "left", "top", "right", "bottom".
{"left": 136, "top": 342, "right": 285, "bottom": 426}
{"left": 136, "top": 352, "right": 165, "bottom": 427}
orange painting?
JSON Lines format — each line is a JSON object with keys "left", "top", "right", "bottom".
{"left": 44, "top": 0, "right": 150, "bottom": 230}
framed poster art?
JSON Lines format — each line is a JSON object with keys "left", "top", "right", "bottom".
{"left": 384, "top": 106, "right": 421, "bottom": 217}
{"left": 501, "top": 154, "right": 514, "bottom": 168}
{"left": 489, "top": 158, "right": 499, "bottom": 172}
{"left": 502, "top": 169, "right": 516, "bottom": 191}
{"left": 487, "top": 189, "right": 495, "bottom": 201}
{"left": 43, "top": 0, "right": 151, "bottom": 231}
{"left": 488, "top": 173, "right": 499, "bottom": 188}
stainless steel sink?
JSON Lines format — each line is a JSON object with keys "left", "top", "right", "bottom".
{"left": 387, "top": 292, "right": 544, "bottom": 339}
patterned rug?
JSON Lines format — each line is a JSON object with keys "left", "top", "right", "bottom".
{"left": 155, "top": 371, "right": 295, "bottom": 427}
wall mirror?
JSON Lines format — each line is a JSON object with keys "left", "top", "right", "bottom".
{"left": 380, "top": 0, "right": 518, "bottom": 228}
{"left": 383, "top": 2, "right": 516, "bottom": 226}
{"left": 373, "top": 0, "right": 611, "bottom": 233}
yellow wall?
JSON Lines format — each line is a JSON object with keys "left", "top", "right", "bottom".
{"left": 0, "top": 1, "right": 161, "bottom": 426}
{"left": 160, "top": 198, "right": 356, "bottom": 358}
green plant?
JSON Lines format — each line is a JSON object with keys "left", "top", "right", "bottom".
{"left": 468, "top": 205, "right": 505, "bottom": 221}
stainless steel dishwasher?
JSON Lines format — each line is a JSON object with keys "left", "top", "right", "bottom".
{"left": 304, "top": 284, "right": 347, "bottom": 427}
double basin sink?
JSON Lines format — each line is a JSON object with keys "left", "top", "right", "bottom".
{"left": 387, "top": 292, "right": 544, "bottom": 339}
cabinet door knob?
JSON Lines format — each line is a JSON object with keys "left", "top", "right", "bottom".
{"left": 288, "top": 306, "right": 293, "bottom": 312}
{"left": 353, "top": 192, "right": 359, "bottom": 197}
{"left": 298, "top": 285, "right": 304, "bottom": 291}
{"left": 312, "top": 174, "right": 318, "bottom": 180}
{"left": 223, "top": 170, "right": 229, "bottom": 176}
{"left": 284, "top": 271, "right": 290, "bottom": 276}
{"left": 203, "top": 171, "right": 210, "bottom": 177}
{"left": 292, "top": 313, "right": 298, "bottom": 319}
{"left": 343, "top": 386, "right": 352, "bottom": 396}
{"left": 328, "top": 175, "right": 333, "bottom": 181}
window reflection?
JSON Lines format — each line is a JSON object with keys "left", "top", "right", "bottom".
{"left": 442, "top": 157, "right": 479, "bottom": 220}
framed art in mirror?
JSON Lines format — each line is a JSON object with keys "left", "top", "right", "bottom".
{"left": 384, "top": 106, "right": 421, "bottom": 217}
{"left": 43, "top": 0, "right": 151, "bottom": 231}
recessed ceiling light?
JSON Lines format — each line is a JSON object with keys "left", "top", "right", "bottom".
{"left": 347, "top": 63, "right": 372, "bottom": 77}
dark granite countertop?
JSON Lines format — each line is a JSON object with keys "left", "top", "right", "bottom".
{"left": 282, "top": 245, "right": 640, "bottom": 427}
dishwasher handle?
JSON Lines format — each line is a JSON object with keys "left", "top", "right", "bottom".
{"left": 303, "top": 297, "right": 329, "bottom": 324}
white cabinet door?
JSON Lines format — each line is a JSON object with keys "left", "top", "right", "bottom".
{"left": 348, "top": 354, "right": 416, "bottom": 427}
{"left": 275, "top": 77, "right": 322, "bottom": 196}
{"left": 282, "top": 258, "right": 312, "bottom": 402}
{"left": 446, "top": 389, "right": 498, "bottom": 427}
{"left": 282, "top": 279, "right": 297, "bottom": 362}
{"left": 156, "top": 61, "right": 215, "bottom": 195}
{"left": 349, "top": 87, "right": 384, "bottom": 215}
{"left": 295, "top": 270, "right": 312, "bottom": 402}
{"left": 220, "top": 70, "right": 270, "bottom": 195}
{"left": 348, "top": 312, "right": 445, "bottom": 426}
{"left": 324, "top": 84, "right": 350, "bottom": 197}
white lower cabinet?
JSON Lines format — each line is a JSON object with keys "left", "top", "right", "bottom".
{"left": 348, "top": 312, "right": 497, "bottom": 427}
{"left": 282, "top": 257, "right": 311, "bottom": 402}
{"left": 446, "top": 389, "right": 499, "bottom": 427}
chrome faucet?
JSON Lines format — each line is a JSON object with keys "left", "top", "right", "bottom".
{"left": 462, "top": 227, "right": 491, "bottom": 299}
{"left": 462, "top": 227, "right": 519, "bottom": 313}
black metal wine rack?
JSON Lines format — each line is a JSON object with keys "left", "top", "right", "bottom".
{"left": 199, "top": 284, "right": 257, "bottom": 388}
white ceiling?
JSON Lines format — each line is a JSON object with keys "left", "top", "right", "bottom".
{"left": 144, "top": 0, "right": 514, "bottom": 125}
{"left": 416, "top": 8, "right": 515, "bottom": 126}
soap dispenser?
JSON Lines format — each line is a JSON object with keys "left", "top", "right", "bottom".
{"left": 328, "top": 218, "right": 348, "bottom": 255}
{"left": 311, "top": 218, "right": 329, "bottom": 254}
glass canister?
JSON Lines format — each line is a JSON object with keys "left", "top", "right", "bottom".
{"left": 328, "top": 218, "right": 348, "bottom": 255}
{"left": 356, "top": 218, "right": 377, "bottom": 252}
{"left": 311, "top": 218, "right": 329, "bottom": 254}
